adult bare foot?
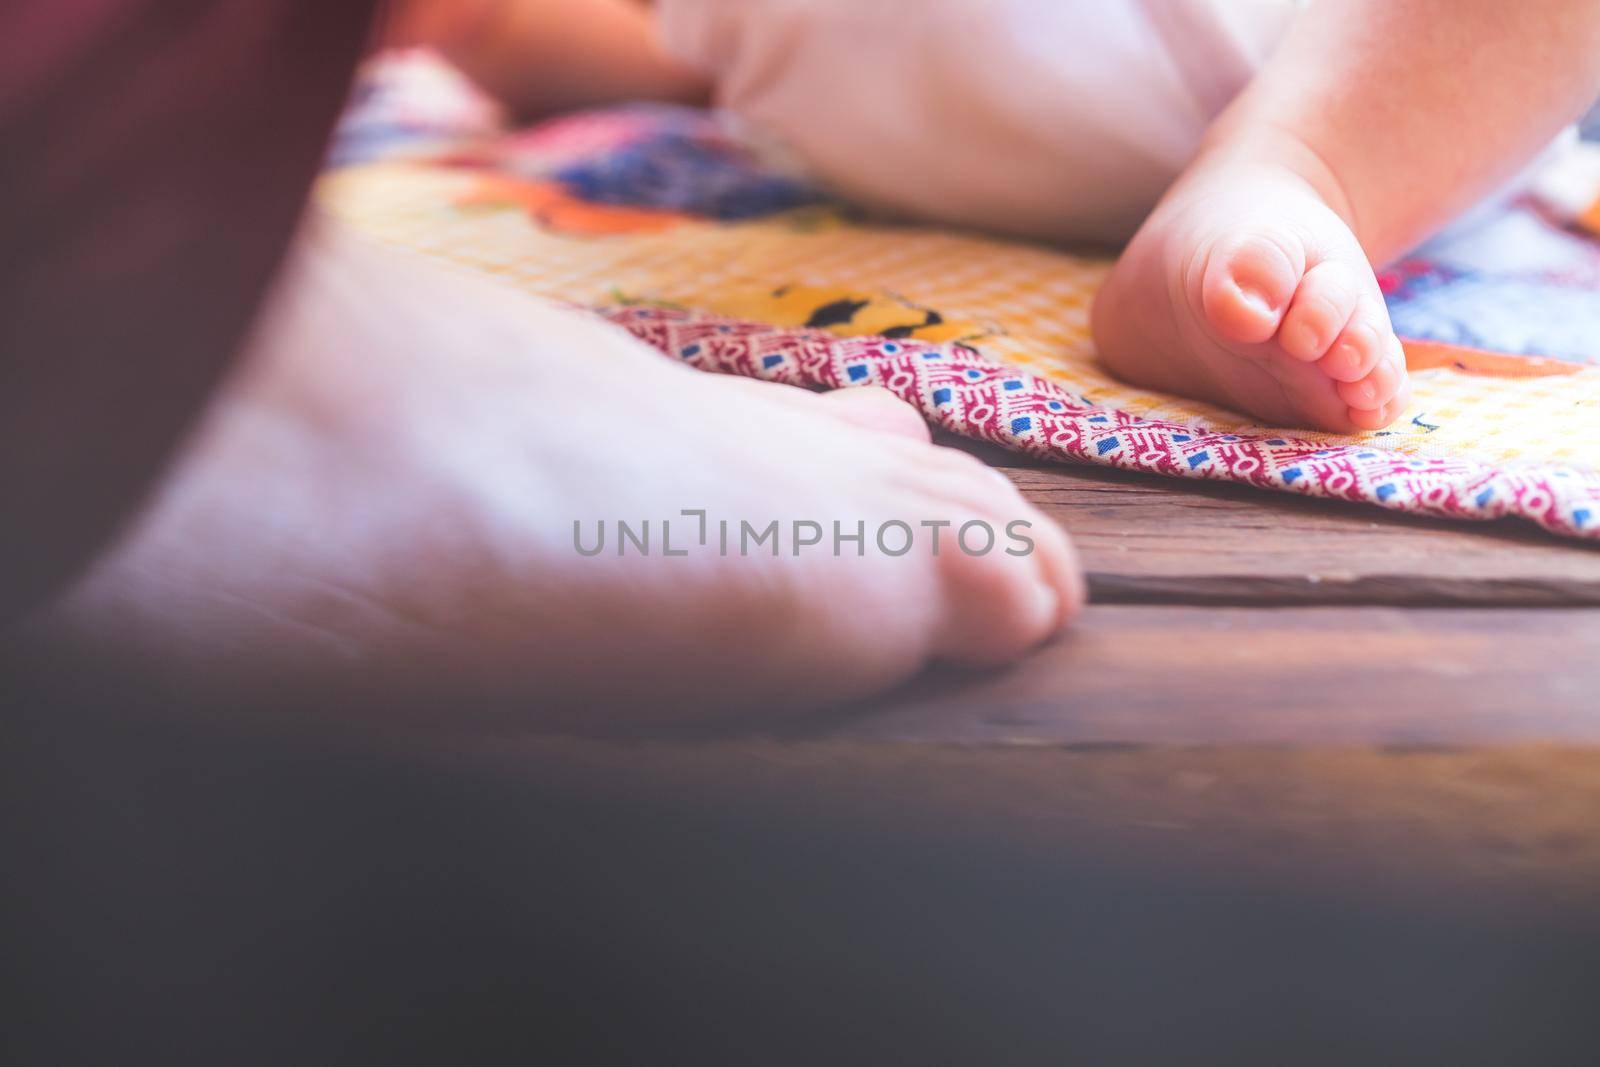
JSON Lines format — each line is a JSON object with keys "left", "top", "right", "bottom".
{"left": 32, "top": 221, "right": 1082, "bottom": 724}
{"left": 1093, "top": 147, "right": 1411, "bottom": 433}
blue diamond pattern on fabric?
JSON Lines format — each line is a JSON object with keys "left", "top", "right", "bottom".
{"left": 1004, "top": 380, "right": 1023, "bottom": 391}
{"left": 1096, "top": 437, "right": 1121, "bottom": 455}
{"left": 847, "top": 365, "right": 870, "bottom": 381}
{"left": 1375, "top": 484, "right": 1397, "bottom": 501}
{"left": 1474, "top": 487, "right": 1495, "bottom": 507}
{"left": 1576, "top": 508, "right": 1593, "bottom": 528}
{"left": 1010, "top": 416, "right": 1033, "bottom": 433}
{"left": 680, "top": 343, "right": 701, "bottom": 358}
{"left": 1282, "top": 467, "right": 1303, "bottom": 484}
{"left": 1187, "top": 451, "right": 1210, "bottom": 470}
{"left": 932, "top": 387, "right": 952, "bottom": 405}
{"left": 762, "top": 354, "right": 784, "bottom": 369}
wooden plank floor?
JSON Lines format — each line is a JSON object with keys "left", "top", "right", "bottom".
{"left": 1008, "top": 462, "right": 1600, "bottom": 607}
{"left": 538, "top": 457, "right": 1600, "bottom": 909}
{"left": 255, "top": 459, "right": 1600, "bottom": 1057}
{"left": 835, "top": 459, "right": 1600, "bottom": 746}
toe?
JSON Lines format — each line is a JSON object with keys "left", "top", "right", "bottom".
{"left": 821, "top": 386, "right": 932, "bottom": 441}
{"left": 897, "top": 448, "right": 1084, "bottom": 665}
{"left": 920, "top": 449, "right": 1087, "bottom": 627}
{"left": 1335, "top": 335, "right": 1406, "bottom": 411}
{"left": 931, "top": 526, "right": 1078, "bottom": 667}
{"left": 713, "top": 378, "right": 932, "bottom": 443}
{"left": 1318, "top": 299, "right": 1393, "bottom": 383}
{"left": 1277, "top": 261, "right": 1359, "bottom": 362}
{"left": 1347, "top": 380, "right": 1413, "bottom": 432}
{"left": 1200, "top": 232, "right": 1305, "bottom": 346}
{"left": 1024, "top": 509, "right": 1087, "bottom": 631}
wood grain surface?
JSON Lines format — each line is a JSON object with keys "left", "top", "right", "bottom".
{"left": 820, "top": 604, "right": 1600, "bottom": 745}
{"left": 998, "top": 461, "right": 1600, "bottom": 606}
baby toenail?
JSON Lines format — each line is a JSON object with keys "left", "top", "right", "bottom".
{"left": 1233, "top": 279, "right": 1261, "bottom": 302}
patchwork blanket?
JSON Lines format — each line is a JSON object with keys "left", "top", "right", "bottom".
{"left": 321, "top": 52, "right": 1600, "bottom": 540}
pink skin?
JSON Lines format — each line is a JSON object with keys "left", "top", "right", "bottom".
{"left": 1093, "top": 153, "right": 1411, "bottom": 432}
{"left": 32, "top": 222, "right": 1083, "bottom": 722}
{"left": 384, "top": 0, "right": 710, "bottom": 117}
{"left": 1095, "top": 0, "right": 1600, "bottom": 433}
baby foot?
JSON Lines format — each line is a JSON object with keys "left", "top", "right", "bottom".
{"left": 1092, "top": 156, "right": 1411, "bottom": 432}
{"left": 35, "top": 223, "right": 1083, "bottom": 721}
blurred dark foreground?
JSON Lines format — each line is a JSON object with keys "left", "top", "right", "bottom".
{"left": 5, "top": 667, "right": 1599, "bottom": 1067}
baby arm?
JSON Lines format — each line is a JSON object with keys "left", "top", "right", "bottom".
{"left": 385, "top": 0, "right": 708, "bottom": 117}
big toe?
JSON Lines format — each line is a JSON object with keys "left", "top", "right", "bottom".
{"left": 713, "top": 378, "right": 934, "bottom": 442}
{"left": 821, "top": 385, "right": 933, "bottom": 441}
{"left": 895, "top": 447, "right": 1084, "bottom": 666}
{"left": 1201, "top": 232, "right": 1306, "bottom": 346}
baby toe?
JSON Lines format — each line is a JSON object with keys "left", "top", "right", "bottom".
{"left": 1336, "top": 338, "right": 1406, "bottom": 411}
{"left": 1201, "top": 232, "right": 1305, "bottom": 346}
{"left": 1278, "top": 261, "right": 1358, "bottom": 362}
{"left": 1347, "top": 380, "right": 1414, "bottom": 432}
{"left": 1319, "top": 306, "right": 1391, "bottom": 383}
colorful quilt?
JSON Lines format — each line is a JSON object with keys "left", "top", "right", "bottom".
{"left": 321, "top": 52, "right": 1600, "bottom": 541}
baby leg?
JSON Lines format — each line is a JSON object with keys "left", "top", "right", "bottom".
{"left": 1093, "top": 0, "right": 1600, "bottom": 431}
{"left": 388, "top": 0, "right": 709, "bottom": 116}
{"left": 656, "top": 0, "right": 1293, "bottom": 245}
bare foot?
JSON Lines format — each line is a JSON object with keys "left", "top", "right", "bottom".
{"left": 33, "top": 220, "right": 1082, "bottom": 724}
{"left": 1092, "top": 151, "right": 1411, "bottom": 433}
